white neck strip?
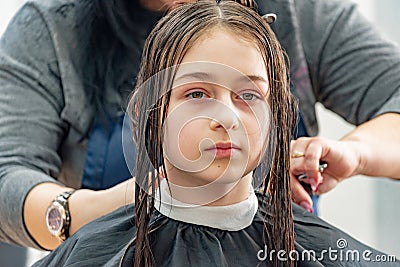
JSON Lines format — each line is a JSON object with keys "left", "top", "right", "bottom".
{"left": 154, "top": 179, "right": 258, "bottom": 231}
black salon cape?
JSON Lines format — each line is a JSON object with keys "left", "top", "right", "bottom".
{"left": 33, "top": 193, "right": 399, "bottom": 267}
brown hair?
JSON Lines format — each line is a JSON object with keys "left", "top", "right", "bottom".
{"left": 130, "top": 1, "right": 298, "bottom": 266}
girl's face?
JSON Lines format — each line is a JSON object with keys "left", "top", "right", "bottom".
{"left": 163, "top": 28, "right": 270, "bottom": 191}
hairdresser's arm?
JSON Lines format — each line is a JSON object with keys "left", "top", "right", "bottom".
{"left": 24, "top": 179, "right": 135, "bottom": 250}
{"left": 0, "top": 3, "right": 93, "bottom": 249}
{"left": 290, "top": 113, "right": 400, "bottom": 209}
{"left": 290, "top": 0, "right": 400, "bottom": 209}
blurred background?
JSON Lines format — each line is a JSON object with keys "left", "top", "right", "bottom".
{"left": 0, "top": 0, "right": 399, "bottom": 266}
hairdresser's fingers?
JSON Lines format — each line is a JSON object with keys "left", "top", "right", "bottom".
{"left": 293, "top": 137, "right": 360, "bottom": 194}
{"left": 291, "top": 137, "right": 334, "bottom": 193}
{"left": 314, "top": 173, "right": 340, "bottom": 194}
{"left": 290, "top": 137, "right": 322, "bottom": 191}
{"left": 290, "top": 138, "right": 309, "bottom": 177}
{"left": 290, "top": 174, "right": 314, "bottom": 213}
{"left": 302, "top": 140, "right": 324, "bottom": 188}
{"left": 314, "top": 141, "right": 359, "bottom": 194}
{"left": 314, "top": 137, "right": 359, "bottom": 179}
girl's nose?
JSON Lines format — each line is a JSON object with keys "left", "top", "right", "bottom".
{"left": 209, "top": 101, "right": 239, "bottom": 131}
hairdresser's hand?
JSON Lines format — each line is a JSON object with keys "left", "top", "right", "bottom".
{"left": 289, "top": 137, "right": 360, "bottom": 212}
{"left": 70, "top": 168, "right": 165, "bottom": 237}
{"left": 68, "top": 178, "right": 136, "bottom": 236}
{"left": 24, "top": 178, "right": 136, "bottom": 250}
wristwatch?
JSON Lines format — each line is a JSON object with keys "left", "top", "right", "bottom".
{"left": 45, "top": 190, "right": 76, "bottom": 242}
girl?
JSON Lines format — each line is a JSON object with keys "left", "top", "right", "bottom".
{"left": 34, "top": 1, "right": 398, "bottom": 266}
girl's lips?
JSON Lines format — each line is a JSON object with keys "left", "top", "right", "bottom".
{"left": 209, "top": 142, "right": 240, "bottom": 149}
{"left": 205, "top": 142, "right": 241, "bottom": 158}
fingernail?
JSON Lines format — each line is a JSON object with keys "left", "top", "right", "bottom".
{"left": 309, "top": 179, "right": 317, "bottom": 192}
{"left": 299, "top": 201, "right": 313, "bottom": 213}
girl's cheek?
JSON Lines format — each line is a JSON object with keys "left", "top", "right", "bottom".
{"left": 177, "top": 123, "right": 203, "bottom": 160}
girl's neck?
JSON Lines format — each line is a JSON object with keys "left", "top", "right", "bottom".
{"left": 164, "top": 172, "right": 253, "bottom": 206}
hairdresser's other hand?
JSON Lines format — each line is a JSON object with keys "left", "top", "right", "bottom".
{"left": 69, "top": 167, "right": 166, "bottom": 237}
{"left": 24, "top": 178, "right": 136, "bottom": 250}
{"left": 289, "top": 137, "right": 360, "bottom": 212}
{"left": 68, "top": 177, "right": 136, "bottom": 237}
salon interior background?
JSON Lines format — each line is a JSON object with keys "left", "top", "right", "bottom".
{"left": 0, "top": 0, "right": 399, "bottom": 266}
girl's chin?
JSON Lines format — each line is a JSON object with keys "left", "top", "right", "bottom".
{"left": 169, "top": 175, "right": 244, "bottom": 188}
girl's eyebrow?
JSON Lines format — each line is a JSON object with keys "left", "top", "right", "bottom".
{"left": 241, "top": 75, "right": 268, "bottom": 84}
{"left": 174, "top": 72, "right": 214, "bottom": 83}
{"left": 174, "top": 71, "right": 268, "bottom": 85}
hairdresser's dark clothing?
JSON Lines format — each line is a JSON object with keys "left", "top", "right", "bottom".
{"left": 1, "top": 0, "right": 400, "bottom": 248}
{"left": 33, "top": 194, "right": 399, "bottom": 267}
{"left": 0, "top": 0, "right": 161, "bottom": 248}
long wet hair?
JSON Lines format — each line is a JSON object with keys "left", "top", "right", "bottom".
{"left": 130, "top": 1, "right": 298, "bottom": 266}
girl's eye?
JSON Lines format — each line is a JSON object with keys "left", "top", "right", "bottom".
{"left": 238, "top": 92, "right": 259, "bottom": 101}
{"left": 186, "top": 91, "right": 206, "bottom": 99}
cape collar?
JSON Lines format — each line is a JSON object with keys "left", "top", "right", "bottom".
{"left": 154, "top": 179, "right": 258, "bottom": 231}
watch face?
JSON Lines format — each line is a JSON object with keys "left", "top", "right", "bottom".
{"left": 46, "top": 205, "right": 64, "bottom": 236}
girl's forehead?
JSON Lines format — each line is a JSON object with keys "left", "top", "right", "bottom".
{"left": 179, "top": 29, "right": 268, "bottom": 84}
